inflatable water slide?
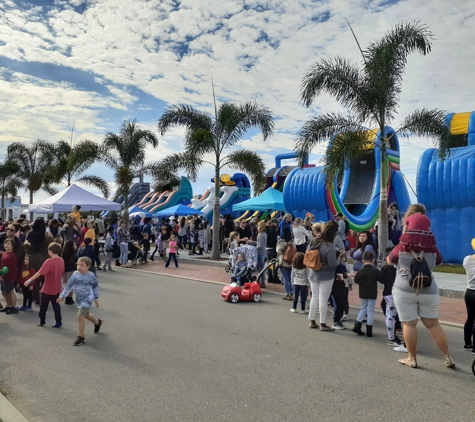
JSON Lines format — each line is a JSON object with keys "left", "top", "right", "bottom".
{"left": 139, "top": 176, "right": 193, "bottom": 213}
{"left": 190, "top": 173, "right": 251, "bottom": 220}
{"left": 284, "top": 127, "right": 411, "bottom": 235}
{"left": 417, "top": 111, "right": 475, "bottom": 263}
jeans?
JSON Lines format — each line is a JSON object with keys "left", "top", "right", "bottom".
{"left": 165, "top": 252, "right": 178, "bottom": 268}
{"left": 119, "top": 243, "right": 128, "bottom": 265}
{"left": 308, "top": 278, "right": 333, "bottom": 324}
{"left": 331, "top": 280, "right": 346, "bottom": 323}
{"left": 257, "top": 253, "right": 267, "bottom": 274}
{"left": 292, "top": 285, "right": 308, "bottom": 311}
{"left": 105, "top": 251, "right": 113, "bottom": 269}
{"left": 39, "top": 293, "right": 61, "bottom": 325}
{"left": 280, "top": 267, "right": 293, "bottom": 295}
{"left": 357, "top": 298, "right": 376, "bottom": 325}
{"left": 464, "top": 289, "right": 475, "bottom": 346}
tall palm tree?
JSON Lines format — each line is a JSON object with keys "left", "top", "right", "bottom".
{"left": 102, "top": 119, "right": 159, "bottom": 224}
{"left": 7, "top": 140, "right": 58, "bottom": 205}
{"left": 155, "top": 101, "right": 274, "bottom": 259}
{"left": 295, "top": 21, "right": 451, "bottom": 258}
{"left": 52, "top": 140, "right": 110, "bottom": 198}
{"left": 0, "top": 160, "right": 24, "bottom": 219}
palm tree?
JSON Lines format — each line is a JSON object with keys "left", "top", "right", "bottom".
{"left": 0, "top": 160, "right": 24, "bottom": 219}
{"left": 155, "top": 101, "right": 274, "bottom": 259}
{"left": 295, "top": 21, "right": 451, "bottom": 258}
{"left": 52, "top": 140, "right": 109, "bottom": 198}
{"left": 7, "top": 140, "right": 58, "bottom": 205}
{"left": 102, "top": 119, "right": 159, "bottom": 224}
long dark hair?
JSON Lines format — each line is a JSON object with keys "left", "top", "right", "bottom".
{"left": 61, "top": 240, "right": 76, "bottom": 262}
{"left": 180, "top": 217, "right": 186, "bottom": 228}
{"left": 292, "top": 252, "right": 305, "bottom": 269}
{"left": 28, "top": 218, "right": 46, "bottom": 252}
{"left": 356, "top": 230, "right": 374, "bottom": 250}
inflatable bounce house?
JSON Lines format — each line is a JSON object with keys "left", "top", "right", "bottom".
{"left": 417, "top": 111, "right": 475, "bottom": 263}
{"left": 283, "top": 127, "right": 411, "bottom": 243}
{"left": 190, "top": 173, "right": 251, "bottom": 219}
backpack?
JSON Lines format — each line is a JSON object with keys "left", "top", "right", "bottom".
{"left": 283, "top": 243, "right": 297, "bottom": 263}
{"left": 303, "top": 247, "right": 323, "bottom": 271}
{"left": 408, "top": 250, "right": 432, "bottom": 294}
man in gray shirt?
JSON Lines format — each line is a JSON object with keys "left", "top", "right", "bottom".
{"left": 335, "top": 213, "right": 346, "bottom": 242}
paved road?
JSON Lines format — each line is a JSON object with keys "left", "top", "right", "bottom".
{"left": 0, "top": 269, "right": 474, "bottom": 422}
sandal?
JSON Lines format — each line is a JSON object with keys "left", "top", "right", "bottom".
{"left": 398, "top": 357, "right": 417, "bottom": 368}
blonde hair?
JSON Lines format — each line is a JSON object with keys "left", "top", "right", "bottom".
{"left": 227, "top": 231, "right": 239, "bottom": 251}
{"left": 257, "top": 221, "right": 266, "bottom": 234}
{"left": 312, "top": 221, "right": 325, "bottom": 235}
{"left": 303, "top": 214, "right": 314, "bottom": 227}
{"left": 402, "top": 204, "right": 426, "bottom": 225}
{"left": 283, "top": 213, "right": 293, "bottom": 221}
{"left": 293, "top": 217, "right": 303, "bottom": 227}
{"left": 78, "top": 256, "right": 92, "bottom": 267}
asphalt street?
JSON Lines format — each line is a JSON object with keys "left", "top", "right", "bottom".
{"left": 0, "top": 269, "right": 473, "bottom": 422}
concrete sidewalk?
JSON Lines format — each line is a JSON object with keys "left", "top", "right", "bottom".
{"left": 131, "top": 252, "right": 468, "bottom": 326}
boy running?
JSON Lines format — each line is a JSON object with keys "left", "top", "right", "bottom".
{"left": 57, "top": 257, "right": 102, "bottom": 346}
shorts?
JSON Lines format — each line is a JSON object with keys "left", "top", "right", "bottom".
{"left": 78, "top": 307, "right": 91, "bottom": 317}
{"left": 393, "top": 289, "right": 439, "bottom": 321}
{"left": 0, "top": 279, "right": 15, "bottom": 293}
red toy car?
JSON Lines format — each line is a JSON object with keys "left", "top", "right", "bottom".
{"left": 221, "top": 281, "right": 262, "bottom": 303}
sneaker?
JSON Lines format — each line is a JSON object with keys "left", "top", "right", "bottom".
{"left": 94, "top": 318, "right": 102, "bottom": 333}
{"left": 332, "top": 322, "right": 346, "bottom": 330}
{"left": 443, "top": 356, "right": 456, "bottom": 368}
{"left": 472, "top": 349, "right": 475, "bottom": 355}
{"left": 74, "top": 336, "right": 86, "bottom": 346}
{"left": 18, "top": 306, "right": 26, "bottom": 311}
{"left": 0, "top": 302, "right": 3, "bottom": 309}
{"left": 0, "top": 307, "right": 9, "bottom": 313}
{"left": 290, "top": 308, "right": 297, "bottom": 313}
{"left": 340, "top": 314, "right": 349, "bottom": 321}
{"left": 108, "top": 268, "right": 114, "bottom": 272}
{"left": 393, "top": 344, "right": 408, "bottom": 353}
{"left": 320, "top": 324, "right": 335, "bottom": 331}
{"left": 52, "top": 323, "right": 62, "bottom": 328}
{"left": 388, "top": 336, "right": 402, "bottom": 346}
{"left": 300, "top": 309, "right": 309, "bottom": 314}
{"left": 6, "top": 307, "right": 19, "bottom": 314}
{"left": 24, "top": 306, "right": 32, "bottom": 312}
{"left": 463, "top": 344, "right": 473, "bottom": 351}
{"left": 37, "top": 322, "right": 45, "bottom": 327}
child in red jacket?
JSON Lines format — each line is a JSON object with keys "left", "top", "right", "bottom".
{"left": 0, "top": 238, "right": 18, "bottom": 314}
{"left": 18, "top": 255, "right": 36, "bottom": 312}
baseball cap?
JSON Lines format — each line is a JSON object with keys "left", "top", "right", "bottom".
{"left": 335, "top": 212, "right": 343, "bottom": 218}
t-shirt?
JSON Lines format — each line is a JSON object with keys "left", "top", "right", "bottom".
{"left": 1, "top": 251, "right": 17, "bottom": 281}
{"left": 463, "top": 256, "right": 475, "bottom": 290}
{"left": 236, "top": 226, "right": 251, "bottom": 242}
{"left": 160, "top": 224, "right": 172, "bottom": 241}
{"left": 168, "top": 240, "right": 178, "bottom": 253}
{"left": 84, "top": 229, "right": 95, "bottom": 243}
{"left": 39, "top": 257, "right": 65, "bottom": 295}
{"left": 19, "top": 268, "right": 36, "bottom": 287}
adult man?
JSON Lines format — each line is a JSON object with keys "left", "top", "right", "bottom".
{"left": 266, "top": 219, "right": 279, "bottom": 283}
{"left": 335, "top": 212, "right": 347, "bottom": 242}
{"left": 235, "top": 219, "right": 251, "bottom": 244}
{"left": 278, "top": 213, "right": 293, "bottom": 238}
{"left": 0, "top": 223, "right": 23, "bottom": 263}
{"left": 95, "top": 216, "right": 105, "bottom": 237}
{"left": 60, "top": 217, "right": 82, "bottom": 244}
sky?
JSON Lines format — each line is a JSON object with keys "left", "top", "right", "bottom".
{"left": 0, "top": 0, "right": 474, "bottom": 205}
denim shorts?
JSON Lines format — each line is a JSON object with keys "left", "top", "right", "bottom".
{"left": 0, "top": 279, "right": 15, "bottom": 293}
{"left": 77, "top": 307, "right": 91, "bottom": 317}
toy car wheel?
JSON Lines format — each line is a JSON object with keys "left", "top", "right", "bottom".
{"left": 132, "top": 260, "right": 137, "bottom": 265}
{"left": 225, "top": 265, "right": 230, "bottom": 273}
{"left": 252, "top": 293, "right": 261, "bottom": 303}
{"left": 230, "top": 293, "right": 240, "bottom": 303}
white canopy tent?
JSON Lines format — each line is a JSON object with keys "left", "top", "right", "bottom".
{"left": 28, "top": 184, "right": 121, "bottom": 214}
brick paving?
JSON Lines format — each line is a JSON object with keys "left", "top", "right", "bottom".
{"left": 127, "top": 258, "right": 467, "bottom": 326}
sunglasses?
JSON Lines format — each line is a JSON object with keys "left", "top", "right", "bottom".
{"left": 7, "top": 228, "right": 15, "bottom": 232}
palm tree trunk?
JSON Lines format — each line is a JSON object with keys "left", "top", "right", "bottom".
{"left": 377, "top": 129, "right": 389, "bottom": 266}
{"left": 211, "top": 165, "right": 221, "bottom": 260}
{"left": 124, "top": 186, "right": 129, "bottom": 229}
{"left": 1, "top": 193, "right": 4, "bottom": 220}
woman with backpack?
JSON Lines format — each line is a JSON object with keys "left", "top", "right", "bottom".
{"left": 276, "top": 227, "right": 295, "bottom": 301}
{"left": 307, "top": 221, "right": 346, "bottom": 331}
{"left": 388, "top": 204, "right": 455, "bottom": 369}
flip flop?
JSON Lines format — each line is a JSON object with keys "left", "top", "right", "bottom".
{"left": 398, "top": 358, "right": 417, "bottom": 368}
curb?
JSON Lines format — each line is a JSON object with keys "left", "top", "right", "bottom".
{"left": 126, "top": 267, "right": 464, "bottom": 329}
{"left": 0, "top": 392, "right": 28, "bottom": 422}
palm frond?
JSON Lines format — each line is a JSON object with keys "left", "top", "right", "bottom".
{"left": 42, "top": 184, "right": 58, "bottom": 196}
{"left": 158, "top": 104, "right": 213, "bottom": 136}
{"left": 397, "top": 108, "right": 452, "bottom": 159}
{"left": 224, "top": 149, "right": 267, "bottom": 194}
{"left": 76, "top": 174, "right": 110, "bottom": 198}
{"left": 184, "top": 128, "right": 216, "bottom": 156}
{"left": 295, "top": 113, "right": 369, "bottom": 167}
{"left": 152, "top": 152, "right": 203, "bottom": 183}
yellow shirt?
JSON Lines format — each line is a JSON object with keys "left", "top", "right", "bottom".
{"left": 85, "top": 229, "right": 95, "bottom": 243}
{"left": 69, "top": 211, "right": 81, "bottom": 222}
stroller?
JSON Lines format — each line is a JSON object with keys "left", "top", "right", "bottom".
{"left": 228, "top": 245, "right": 258, "bottom": 285}
{"left": 128, "top": 241, "right": 146, "bottom": 265}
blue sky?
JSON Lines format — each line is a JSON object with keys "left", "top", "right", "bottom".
{"left": 0, "top": 0, "right": 474, "bottom": 204}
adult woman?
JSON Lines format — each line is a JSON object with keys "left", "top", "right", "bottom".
{"left": 278, "top": 213, "right": 293, "bottom": 237}
{"left": 116, "top": 220, "right": 131, "bottom": 268}
{"left": 308, "top": 221, "right": 345, "bottom": 331}
{"left": 276, "top": 227, "right": 295, "bottom": 300}
{"left": 311, "top": 222, "right": 325, "bottom": 239}
{"left": 82, "top": 220, "right": 96, "bottom": 244}
{"left": 351, "top": 231, "right": 375, "bottom": 272}
{"left": 203, "top": 221, "right": 212, "bottom": 253}
{"left": 303, "top": 214, "right": 315, "bottom": 232}
{"left": 256, "top": 221, "right": 267, "bottom": 274}
{"left": 249, "top": 217, "right": 259, "bottom": 241}
{"left": 177, "top": 217, "right": 188, "bottom": 250}
{"left": 46, "top": 219, "right": 60, "bottom": 238}
{"left": 222, "top": 214, "right": 236, "bottom": 253}
{"left": 293, "top": 217, "right": 312, "bottom": 253}
{"left": 463, "top": 239, "right": 475, "bottom": 352}
{"left": 388, "top": 204, "right": 455, "bottom": 368}
{"left": 27, "top": 218, "right": 53, "bottom": 305}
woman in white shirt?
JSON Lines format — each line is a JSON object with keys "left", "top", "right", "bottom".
{"left": 293, "top": 218, "right": 313, "bottom": 253}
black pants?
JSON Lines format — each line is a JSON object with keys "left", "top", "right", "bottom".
{"left": 33, "top": 276, "right": 43, "bottom": 305}
{"left": 165, "top": 252, "right": 178, "bottom": 267}
{"left": 267, "top": 249, "right": 278, "bottom": 283}
{"left": 296, "top": 244, "right": 306, "bottom": 253}
{"left": 380, "top": 298, "right": 401, "bottom": 330}
{"left": 22, "top": 286, "right": 33, "bottom": 307}
{"left": 331, "top": 280, "right": 347, "bottom": 323}
{"left": 39, "top": 293, "right": 61, "bottom": 325}
{"left": 464, "top": 289, "right": 475, "bottom": 346}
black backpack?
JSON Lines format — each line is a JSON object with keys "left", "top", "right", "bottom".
{"left": 408, "top": 250, "right": 432, "bottom": 294}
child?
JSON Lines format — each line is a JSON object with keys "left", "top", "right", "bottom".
{"left": 18, "top": 254, "right": 36, "bottom": 311}
{"left": 57, "top": 256, "right": 102, "bottom": 346}
{"left": 290, "top": 252, "right": 309, "bottom": 314}
{"left": 197, "top": 223, "right": 204, "bottom": 255}
{"left": 139, "top": 233, "right": 151, "bottom": 263}
{"left": 25, "top": 242, "right": 64, "bottom": 328}
{"left": 331, "top": 251, "right": 348, "bottom": 329}
{"left": 150, "top": 232, "right": 162, "bottom": 261}
{"left": 388, "top": 202, "right": 399, "bottom": 231}
{"left": 104, "top": 226, "right": 114, "bottom": 271}
{"left": 227, "top": 231, "right": 240, "bottom": 254}
{"left": 165, "top": 235, "right": 179, "bottom": 268}
{"left": 0, "top": 238, "right": 19, "bottom": 314}
{"left": 341, "top": 254, "right": 353, "bottom": 322}
{"left": 230, "top": 253, "right": 247, "bottom": 284}
{"left": 352, "top": 251, "right": 381, "bottom": 337}
{"left": 187, "top": 223, "right": 197, "bottom": 255}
